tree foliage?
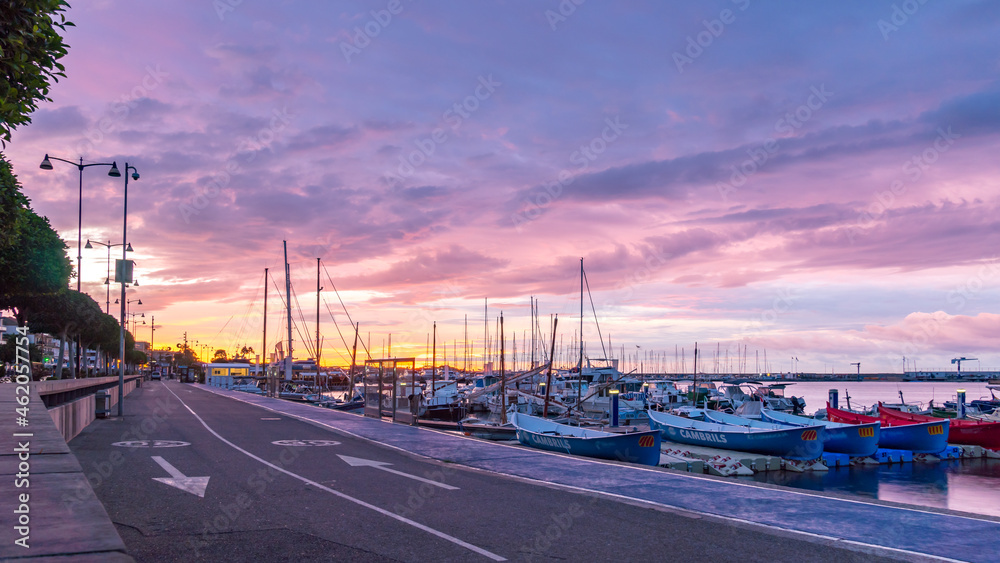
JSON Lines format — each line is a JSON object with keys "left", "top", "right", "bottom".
{"left": 127, "top": 349, "right": 146, "bottom": 366}
{"left": 0, "top": 333, "right": 41, "bottom": 369}
{"left": 0, "top": 0, "right": 73, "bottom": 143}
{"left": 0, "top": 156, "right": 73, "bottom": 316}
{"left": 174, "top": 343, "right": 197, "bottom": 367}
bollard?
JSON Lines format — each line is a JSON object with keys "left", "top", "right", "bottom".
{"left": 957, "top": 389, "right": 966, "bottom": 419}
{"left": 610, "top": 389, "right": 620, "bottom": 427}
{"left": 828, "top": 389, "right": 838, "bottom": 410}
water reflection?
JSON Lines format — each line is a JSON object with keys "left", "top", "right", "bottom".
{"left": 738, "top": 459, "right": 1000, "bottom": 517}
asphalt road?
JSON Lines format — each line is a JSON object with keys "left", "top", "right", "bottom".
{"left": 68, "top": 381, "right": 907, "bottom": 562}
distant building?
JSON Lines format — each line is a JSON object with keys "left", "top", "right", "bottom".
{"left": 906, "top": 370, "right": 1000, "bottom": 380}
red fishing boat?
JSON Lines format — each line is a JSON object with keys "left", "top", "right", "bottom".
{"left": 878, "top": 404, "right": 1000, "bottom": 450}
{"left": 827, "top": 403, "right": 948, "bottom": 453}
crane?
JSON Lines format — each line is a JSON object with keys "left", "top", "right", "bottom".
{"left": 951, "top": 357, "right": 977, "bottom": 375}
{"left": 850, "top": 362, "right": 861, "bottom": 381}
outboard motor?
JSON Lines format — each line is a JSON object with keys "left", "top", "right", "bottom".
{"left": 791, "top": 396, "right": 805, "bottom": 415}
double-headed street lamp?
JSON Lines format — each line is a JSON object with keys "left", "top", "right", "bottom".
{"left": 39, "top": 154, "right": 119, "bottom": 377}
{"left": 85, "top": 239, "right": 132, "bottom": 315}
{"left": 127, "top": 312, "right": 145, "bottom": 337}
{"left": 112, "top": 162, "right": 139, "bottom": 417}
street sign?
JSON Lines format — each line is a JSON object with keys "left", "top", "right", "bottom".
{"left": 115, "top": 259, "right": 134, "bottom": 283}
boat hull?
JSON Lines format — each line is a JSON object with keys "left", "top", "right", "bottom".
{"left": 511, "top": 413, "right": 661, "bottom": 466}
{"left": 648, "top": 409, "right": 823, "bottom": 460}
{"left": 879, "top": 405, "right": 1000, "bottom": 450}
{"left": 459, "top": 422, "right": 518, "bottom": 440}
{"left": 761, "top": 409, "right": 880, "bottom": 457}
{"left": 827, "top": 404, "right": 948, "bottom": 453}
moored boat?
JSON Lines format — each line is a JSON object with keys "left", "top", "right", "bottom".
{"left": 826, "top": 403, "right": 948, "bottom": 453}
{"left": 647, "top": 409, "right": 824, "bottom": 460}
{"left": 510, "top": 412, "right": 661, "bottom": 466}
{"left": 458, "top": 417, "right": 518, "bottom": 440}
{"left": 760, "top": 408, "right": 880, "bottom": 457}
{"left": 878, "top": 404, "right": 1000, "bottom": 450}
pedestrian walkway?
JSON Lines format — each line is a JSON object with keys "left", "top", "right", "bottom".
{"left": 0, "top": 385, "right": 131, "bottom": 561}
{"left": 200, "top": 384, "right": 1000, "bottom": 563}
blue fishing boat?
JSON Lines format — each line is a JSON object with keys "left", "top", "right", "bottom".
{"left": 510, "top": 412, "right": 661, "bottom": 466}
{"left": 826, "top": 404, "right": 948, "bottom": 454}
{"left": 760, "top": 408, "right": 880, "bottom": 457}
{"left": 647, "top": 409, "right": 824, "bottom": 460}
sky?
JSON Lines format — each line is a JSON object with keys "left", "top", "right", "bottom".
{"left": 5, "top": 0, "right": 1000, "bottom": 374}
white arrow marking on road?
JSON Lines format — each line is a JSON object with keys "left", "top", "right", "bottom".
{"left": 337, "top": 455, "right": 459, "bottom": 490}
{"left": 151, "top": 456, "right": 210, "bottom": 497}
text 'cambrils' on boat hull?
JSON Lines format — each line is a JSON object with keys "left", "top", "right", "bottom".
{"left": 647, "top": 409, "right": 824, "bottom": 460}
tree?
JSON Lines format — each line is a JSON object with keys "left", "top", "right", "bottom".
{"left": 174, "top": 343, "right": 197, "bottom": 367}
{"left": 20, "top": 289, "right": 102, "bottom": 378}
{"left": 1, "top": 333, "right": 41, "bottom": 376}
{"left": 0, "top": 0, "right": 73, "bottom": 144}
{"left": 0, "top": 157, "right": 73, "bottom": 317}
{"left": 127, "top": 349, "right": 146, "bottom": 369}
{"left": 212, "top": 348, "right": 228, "bottom": 363}
{"left": 93, "top": 313, "right": 121, "bottom": 375}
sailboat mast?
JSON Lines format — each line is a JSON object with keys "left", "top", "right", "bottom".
{"left": 431, "top": 321, "right": 436, "bottom": 399}
{"left": 348, "top": 322, "right": 359, "bottom": 397}
{"left": 543, "top": 315, "right": 558, "bottom": 418}
{"left": 484, "top": 298, "right": 488, "bottom": 372}
{"left": 693, "top": 342, "right": 699, "bottom": 407}
{"left": 316, "top": 257, "right": 321, "bottom": 388}
{"left": 283, "top": 241, "right": 293, "bottom": 382}
{"left": 578, "top": 257, "right": 584, "bottom": 406}
{"left": 500, "top": 312, "right": 506, "bottom": 424}
{"left": 530, "top": 296, "right": 535, "bottom": 369}
{"left": 263, "top": 267, "right": 268, "bottom": 391}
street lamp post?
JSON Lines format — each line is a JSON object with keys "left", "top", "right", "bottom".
{"left": 85, "top": 240, "right": 131, "bottom": 314}
{"left": 39, "top": 155, "right": 118, "bottom": 378}
{"left": 111, "top": 162, "right": 139, "bottom": 417}
{"left": 127, "top": 312, "right": 145, "bottom": 335}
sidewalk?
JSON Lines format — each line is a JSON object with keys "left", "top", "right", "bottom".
{"left": 0, "top": 384, "right": 132, "bottom": 561}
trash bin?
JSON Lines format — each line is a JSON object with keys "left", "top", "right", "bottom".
{"left": 96, "top": 390, "right": 110, "bottom": 419}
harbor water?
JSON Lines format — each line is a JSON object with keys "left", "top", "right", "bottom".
{"left": 746, "top": 380, "right": 1000, "bottom": 518}
{"left": 787, "top": 380, "right": 998, "bottom": 416}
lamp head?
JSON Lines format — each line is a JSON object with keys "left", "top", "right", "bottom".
{"left": 84, "top": 240, "right": 93, "bottom": 249}
{"left": 108, "top": 162, "right": 121, "bottom": 177}
{"left": 137, "top": 299, "right": 143, "bottom": 305}
{"left": 126, "top": 243, "right": 134, "bottom": 252}
{"left": 114, "top": 298, "right": 120, "bottom": 304}
{"left": 104, "top": 277, "right": 110, "bottom": 285}
{"left": 133, "top": 279, "right": 139, "bottom": 287}
{"left": 131, "top": 170, "right": 140, "bottom": 180}
{"left": 39, "top": 155, "right": 53, "bottom": 170}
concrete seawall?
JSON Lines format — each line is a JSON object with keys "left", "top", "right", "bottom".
{"left": 46, "top": 377, "right": 140, "bottom": 442}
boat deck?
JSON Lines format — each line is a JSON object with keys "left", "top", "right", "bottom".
{"left": 200, "top": 384, "right": 1000, "bottom": 562}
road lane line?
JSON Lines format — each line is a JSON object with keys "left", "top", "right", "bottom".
{"left": 163, "top": 383, "right": 505, "bottom": 561}
{"left": 338, "top": 455, "right": 460, "bottom": 490}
